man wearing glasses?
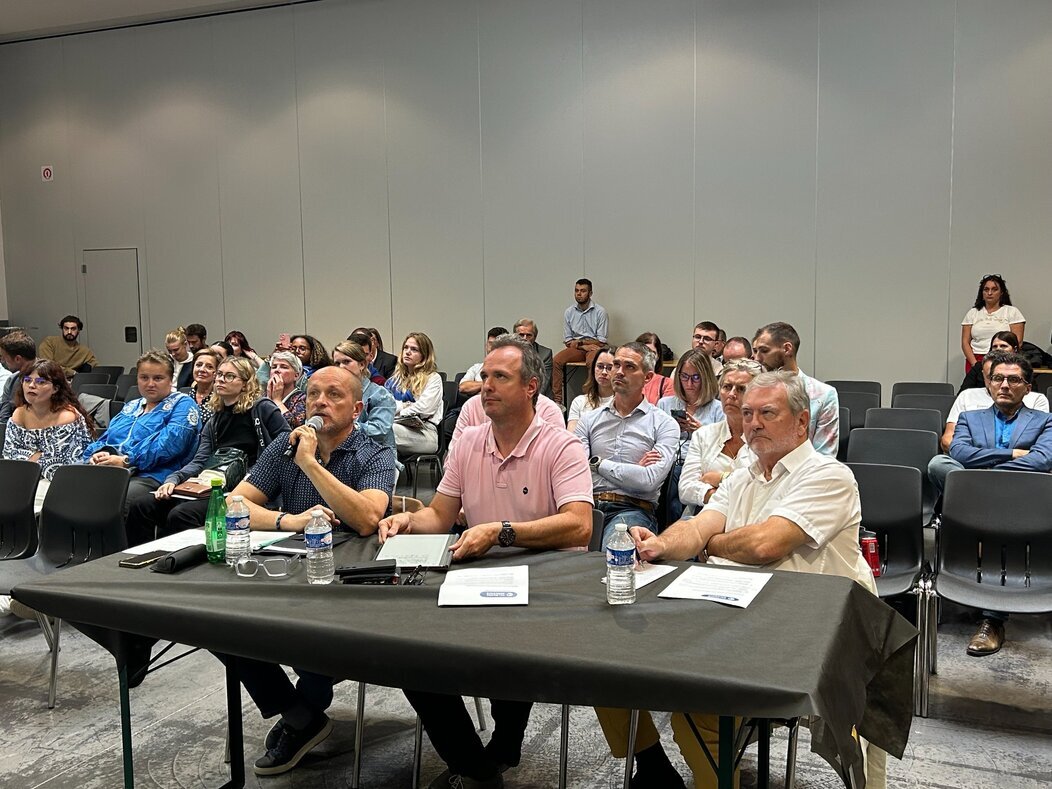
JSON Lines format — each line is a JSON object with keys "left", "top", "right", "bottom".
{"left": 379, "top": 336, "right": 593, "bottom": 789}
{"left": 575, "top": 342, "right": 680, "bottom": 549}
{"left": 690, "top": 321, "right": 723, "bottom": 374}
{"left": 928, "top": 353, "right": 1052, "bottom": 657}
{"left": 219, "top": 366, "right": 398, "bottom": 776}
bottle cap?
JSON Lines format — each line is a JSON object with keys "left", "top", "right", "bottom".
{"left": 232, "top": 496, "right": 243, "bottom": 502}
{"left": 615, "top": 523, "right": 627, "bottom": 532}
{"left": 210, "top": 478, "right": 223, "bottom": 487}
{"left": 311, "top": 509, "right": 324, "bottom": 518}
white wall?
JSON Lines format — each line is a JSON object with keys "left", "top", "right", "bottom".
{"left": 1, "top": 0, "right": 1051, "bottom": 391}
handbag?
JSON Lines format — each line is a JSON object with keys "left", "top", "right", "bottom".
{"left": 202, "top": 447, "right": 247, "bottom": 491}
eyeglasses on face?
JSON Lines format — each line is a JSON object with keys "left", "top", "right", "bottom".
{"left": 679, "top": 373, "right": 702, "bottom": 384}
{"left": 215, "top": 371, "right": 242, "bottom": 382}
{"left": 23, "top": 376, "right": 50, "bottom": 386}
{"left": 990, "top": 374, "right": 1026, "bottom": 386}
{"left": 594, "top": 363, "right": 614, "bottom": 373}
{"left": 693, "top": 335, "right": 716, "bottom": 344}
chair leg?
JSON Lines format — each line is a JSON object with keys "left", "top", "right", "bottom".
{"left": 352, "top": 682, "right": 366, "bottom": 789}
{"left": 784, "top": 717, "right": 799, "bottom": 789}
{"left": 912, "top": 581, "right": 928, "bottom": 718}
{"left": 474, "top": 696, "right": 487, "bottom": 731}
{"left": 623, "top": 710, "right": 639, "bottom": 789}
{"left": 928, "top": 581, "right": 939, "bottom": 675}
{"left": 48, "top": 618, "right": 62, "bottom": 709}
{"left": 411, "top": 460, "right": 420, "bottom": 499}
{"left": 412, "top": 716, "right": 423, "bottom": 789}
{"left": 558, "top": 704, "right": 570, "bottom": 789}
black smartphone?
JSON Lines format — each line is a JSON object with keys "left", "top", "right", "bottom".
{"left": 119, "top": 550, "right": 168, "bottom": 569}
{"left": 670, "top": 409, "right": 687, "bottom": 420}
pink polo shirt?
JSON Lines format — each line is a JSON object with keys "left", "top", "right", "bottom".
{"left": 449, "top": 393, "right": 565, "bottom": 453}
{"left": 438, "top": 412, "right": 593, "bottom": 526}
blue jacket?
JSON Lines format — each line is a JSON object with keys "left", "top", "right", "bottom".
{"left": 949, "top": 405, "right": 1052, "bottom": 472}
{"left": 84, "top": 391, "right": 201, "bottom": 483}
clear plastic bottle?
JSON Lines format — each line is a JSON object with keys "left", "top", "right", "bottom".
{"left": 204, "top": 478, "right": 226, "bottom": 564}
{"left": 224, "top": 495, "right": 251, "bottom": 566}
{"left": 606, "top": 524, "right": 636, "bottom": 605}
{"left": 304, "top": 509, "right": 335, "bottom": 585}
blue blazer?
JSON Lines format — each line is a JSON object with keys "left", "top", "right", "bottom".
{"left": 950, "top": 405, "right": 1052, "bottom": 472}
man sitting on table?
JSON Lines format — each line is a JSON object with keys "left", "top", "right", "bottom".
{"left": 218, "top": 365, "right": 397, "bottom": 776}
{"left": 595, "top": 370, "right": 881, "bottom": 789}
{"left": 574, "top": 342, "right": 679, "bottom": 548}
{"left": 379, "top": 335, "right": 593, "bottom": 789}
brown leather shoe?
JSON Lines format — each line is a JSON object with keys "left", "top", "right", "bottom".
{"left": 967, "top": 618, "right": 1005, "bottom": 656}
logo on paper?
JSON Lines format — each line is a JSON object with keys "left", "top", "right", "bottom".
{"left": 481, "top": 591, "right": 517, "bottom": 598}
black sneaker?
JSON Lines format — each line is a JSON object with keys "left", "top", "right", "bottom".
{"left": 253, "top": 713, "right": 332, "bottom": 775}
{"left": 264, "top": 718, "right": 289, "bottom": 751}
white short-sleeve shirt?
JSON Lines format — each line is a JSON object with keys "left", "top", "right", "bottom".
{"left": 962, "top": 305, "right": 1025, "bottom": 355}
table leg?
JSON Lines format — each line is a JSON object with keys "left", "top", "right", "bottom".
{"left": 352, "top": 682, "right": 367, "bottom": 789}
{"left": 412, "top": 717, "right": 423, "bottom": 789}
{"left": 756, "top": 719, "right": 770, "bottom": 788}
{"left": 622, "top": 710, "right": 639, "bottom": 789}
{"left": 718, "top": 715, "right": 734, "bottom": 789}
{"left": 118, "top": 664, "right": 134, "bottom": 789}
{"left": 558, "top": 704, "right": 570, "bottom": 789}
{"left": 218, "top": 662, "right": 245, "bottom": 789}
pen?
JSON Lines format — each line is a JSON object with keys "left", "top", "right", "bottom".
{"left": 634, "top": 548, "right": 647, "bottom": 570}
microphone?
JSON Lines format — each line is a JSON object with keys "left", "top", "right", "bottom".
{"left": 283, "top": 415, "right": 324, "bottom": 459}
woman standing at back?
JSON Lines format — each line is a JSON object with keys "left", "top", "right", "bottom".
{"left": 961, "top": 274, "right": 1024, "bottom": 373}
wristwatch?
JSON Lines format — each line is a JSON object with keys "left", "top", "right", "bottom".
{"left": 589, "top": 455, "right": 602, "bottom": 471}
{"left": 498, "top": 521, "right": 516, "bottom": 547}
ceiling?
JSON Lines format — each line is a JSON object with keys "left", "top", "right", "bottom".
{"left": 0, "top": 1, "right": 301, "bottom": 44}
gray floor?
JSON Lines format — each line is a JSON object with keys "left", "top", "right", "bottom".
{"left": 3, "top": 478, "right": 1051, "bottom": 788}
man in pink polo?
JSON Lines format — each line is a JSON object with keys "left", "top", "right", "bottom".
{"left": 447, "top": 382, "right": 565, "bottom": 454}
{"left": 379, "top": 335, "right": 592, "bottom": 789}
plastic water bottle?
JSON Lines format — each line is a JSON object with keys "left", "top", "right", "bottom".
{"left": 224, "top": 495, "right": 251, "bottom": 566}
{"left": 304, "top": 509, "right": 335, "bottom": 585}
{"left": 204, "top": 478, "right": 227, "bottom": 564}
{"left": 606, "top": 524, "right": 636, "bottom": 605}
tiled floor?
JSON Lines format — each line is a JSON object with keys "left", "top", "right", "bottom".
{"left": 3, "top": 482, "right": 1050, "bottom": 788}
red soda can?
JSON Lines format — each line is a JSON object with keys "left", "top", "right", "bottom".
{"left": 860, "top": 530, "right": 881, "bottom": 577}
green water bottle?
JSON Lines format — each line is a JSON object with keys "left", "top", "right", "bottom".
{"left": 204, "top": 478, "right": 227, "bottom": 564}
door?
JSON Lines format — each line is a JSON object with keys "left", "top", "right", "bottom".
{"left": 81, "top": 248, "right": 143, "bottom": 370}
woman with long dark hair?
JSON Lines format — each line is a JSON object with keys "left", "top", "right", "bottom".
{"left": 225, "top": 330, "right": 264, "bottom": 369}
{"left": 961, "top": 274, "right": 1024, "bottom": 373}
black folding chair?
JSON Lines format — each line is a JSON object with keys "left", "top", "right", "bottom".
{"left": 77, "top": 383, "right": 118, "bottom": 400}
{"left": 837, "top": 391, "right": 879, "bottom": 430}
{"left": 827, "top": 380, "right": 882, "bottom": 401}
{"left": 864, "top": 407, "right": 943, "bottom": 435}
{"left": 891, "top": 393, "right": 955, "bottom": 423}
{"left": 0, "top": 459, "right": 42, "bottom": 560}
{"left": 846, "top": 427, "right": 939, "bottom": 526}
{"left": 919, "top": 470, "right": 1052, "bottom": 717}
{"left": 3, "top": 465, "right": 130, "bottom": 708}
{"left": 114, "top": 374, "right": 138, "bottom": 402}
{"left": 90, "top": 365, "right": 125, "bottom": 384}
{"left": 71, "top": 373, "right": 110, "bottom": 394}
{"left": 837, "top": 406, "right": 850, "bottom": 461}
{"left": 891, "top": 381, "right": 954, "bottom": 399}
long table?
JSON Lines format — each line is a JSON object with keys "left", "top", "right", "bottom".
{"left": 14, "top": 538, "right": 915, "bottom": 789}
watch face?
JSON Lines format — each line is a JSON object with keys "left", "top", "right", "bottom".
{"left": 499, "top": 525, "right": 516, "bottom": 547}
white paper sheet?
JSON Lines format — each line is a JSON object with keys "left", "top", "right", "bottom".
{"left": 601, "top": 562, "right": 677, "bottom": 589}
{"left": 437, "top": 565, "right": 529, "bottom": 607}
{"left": 122, "top": 529, "right": 204, "bottom": 555}
{"left": 657, "top": 565, "right": 771, "bottom": 608}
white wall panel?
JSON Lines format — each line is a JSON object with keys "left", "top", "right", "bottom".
{"left": 950, "top": 0, "right": 1052, "bottom": 367}
{"left": 137, "top": 19, "right": 225, "bottom": 347}
{"left": 583, "top": 0, "right": 695, "bottom": 352}
{"left": 815, "top": 0, "right": 955, "bottom": 393}
{"left": 0, "top": 40, "right": 75, "bottom": 337}
{"left": 478, "top": 0, "right": 585, "bottom": 354}
{"left": 213, "top": 6, "right": 304, "bottom": 350}
{"left": 695, "top": 0, "right": 819, "bottom": 364}
{"left": 295, "top": 0, "right": 392, "bottom": 349}
{"left": 383, "top": 0, "right": 484, "bottom": 374}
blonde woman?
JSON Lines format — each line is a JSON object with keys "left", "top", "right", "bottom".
{"left": 126, "top": 357, "right": 288, "bottom": 544}
{"left": 165, "top": 327, "right": 195, "bottom": 388}
{"left": 384, "top": 332, "right": 443, "bottom": 454}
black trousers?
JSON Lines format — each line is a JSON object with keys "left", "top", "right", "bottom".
{"left": 215, "top": 653, "right": 336, "bottom": 720}
{"left": 126, "top": 494, "right": 209, "bottom": 546}
{"left": 404, "top": 689, "right": 532, "bottom": 779}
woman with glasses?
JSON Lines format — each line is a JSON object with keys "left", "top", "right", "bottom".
{"left": 385, "top": 332, "right": 443, "bottom": 455}
{"left": 126, "top": 357, "right": 289, "bottom": 544}
{"left": 264, "top": 350, "right": 308, "bottom": 429}
{"left": 678, "top": 358, "right": 763, "bottom": 515}
{"left": 332, "top": 340, "right": 396, "bottom": 453}
{"left": 3, "top": 359, "right": 93, "bottom": 480}
{"left": 567, "top": 347, "right": 614, "bottom": 432}
{"left": 289, "top": 334, "right": 331, "bottom": 378}
{"left": 637, "top": 332, "right": 673, "bottom": 404}
{"left": 182, "top": 347, "right": 222, "bottom": 426}
{"left": 658, "top": 348, "right": 723, "bottom": 437}
{"left": 85, "top": 349, "right": 201, "bottom": 519}
{"left": 961, "top": 274, "right": 1025, "bottom": 373}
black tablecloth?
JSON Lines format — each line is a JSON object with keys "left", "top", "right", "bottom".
{"left": 14, "top": 537, "right": 915, "bottom": 784}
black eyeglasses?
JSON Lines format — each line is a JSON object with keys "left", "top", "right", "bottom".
{"left": 401, "top": 565, "right": 427, "bottom": 586}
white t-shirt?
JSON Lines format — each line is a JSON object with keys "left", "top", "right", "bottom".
{"left": 462, "top": 361, "right": 484, "bottom": 383}
{"left": 567, "top": 394, "right": 612, "bottom": 424}
{"left": 946, "top": 388, "right": 1049, "bottom": 424}
{"left": 961, "top": 305, "right": 1025, "bottom": 355}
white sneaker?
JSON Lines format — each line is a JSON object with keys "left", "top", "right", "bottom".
{"left": 0, "top": 595, "right": 11, "bottom": 616}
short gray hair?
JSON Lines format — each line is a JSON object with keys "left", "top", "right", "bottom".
{"left": 488, "top": 334, "right": 543, "bottom": 405}
{"left": 513, "top": 318, "right": 538, "bottom": 335}
{"left": 617, "top": 341, "right": 657, "bottom": 374}
{"left": 745, "top": 369, "right": 810, "bottom": 417}
{"left": 269, "top": 350, "right": 303, "bottom": 376}
{"left": 718, "top": 358, "right": 764, "bottom": 383}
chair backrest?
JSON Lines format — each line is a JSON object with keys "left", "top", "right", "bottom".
{"left": 37, "top": 465, "right": 131, "bottom": 566}
{"left": 71, "top": 373, "right": 110, "bottom": 394}
{"left": 837, "top": 406, "right": 850, "bottom": 461}
{"left": 890, "top": 393, "right": 955, "bottom": 422}
{"left": 837, "top": 391, "right": 880, "bottom": 430}
{"left": 124, "top": 386, "right": 141, "bottom": 403}
{"left": 846, "top": 462, "right": 923, "bottom": 588}
{"left": 438, "top": 371, "right": 448, "bottom": 382}
{"left": 454, "top": 371, "right": 466, "bottom": 386}
{"left": 589, "top": 508, "right": 604, "bottom": 552}
{"left": 0, "top": 459, "right": 42, "bottom": 560}
{"left": 442, "top": 380, "right": 458, "bottom": 416}
{"left": 891, "top": 381, "right": 954, "bottom": 399}
{"left": 114, "top": 374, "right": 138, "bottom": 401}
{"left": 940, "top": 469, "right": 1052, "bottom": 592}
{"left": 846, "top": 427, "right": 939, "bottom": 520}
{"left": 864, "top": 407, "right": 943, "bottom": 434}
{"left": 90, "top": 365, "right": 125, "bottom": 384}
{"left": 78, "top": 383, "right": 118, "bottom": 401}
{"left": 828, "top": 380, "right": 882, "bottom": 400}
